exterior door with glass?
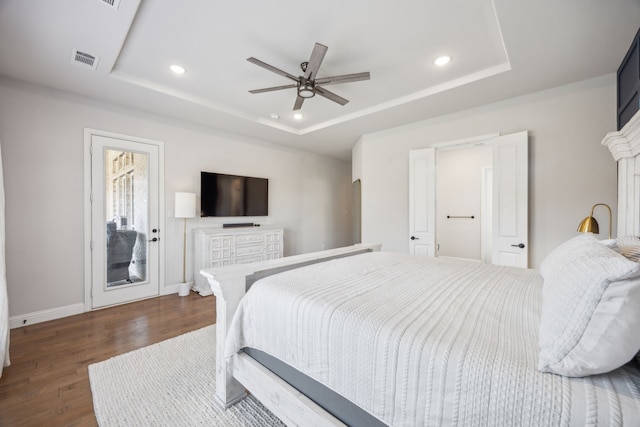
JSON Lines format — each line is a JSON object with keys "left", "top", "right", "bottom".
{"left": 86, "top": 130, "right": 163, "bottom": 309}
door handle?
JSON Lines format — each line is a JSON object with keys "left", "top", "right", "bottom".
{"left": 511, "top": 243, "right": 525, "bottom": 249}
{"left": 148, "top": 237, "right": 159, "bottom": 242}
{"left": 410, "top": 236, "right": 419, "bottom": 240}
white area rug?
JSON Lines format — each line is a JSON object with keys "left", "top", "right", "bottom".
{"left": 88, "top": 325, "right": 284, "bottom": 426}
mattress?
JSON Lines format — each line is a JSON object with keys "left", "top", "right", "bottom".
{"left": 225, "top": 251, "right": 640, "bottom": 426}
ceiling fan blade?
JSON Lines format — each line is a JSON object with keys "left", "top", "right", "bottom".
{"left": 293, "top": 96, "right": 304, "bottom": 111}
{"left": 315, "top": 86, "right": 349, "bottom": 106}
{"left": 315, "top": 72, "right": 370, "bottom": 86}
{"left": 304, "top": 43, "right": 328, "bottom": 80}
{"left": 293, "top": 95, "right": 305, "bottom": 110}
{"left": 249, "top": 83, "right": 297, "bottom": 94}
{"left": 247, "top": 57, "right": 298, "bottom": 82}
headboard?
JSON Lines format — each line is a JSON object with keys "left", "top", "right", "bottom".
{"left": 602, "top": 110, "right": 640, "bottom": 236}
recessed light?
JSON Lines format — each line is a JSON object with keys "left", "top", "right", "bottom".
{"left": 270, "top": 113, "right": 279, "bottom": 120}
{"left": 293, "top": 113, "right": 303, "bottom": 120}
{"left": 170, "top": 65, "right": 186, "bottom": 74}
{"left": 434, "top": 56, "right": 451, "bottom": 66}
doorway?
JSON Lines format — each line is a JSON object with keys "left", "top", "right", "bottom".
{"left": 436, "top": 144, "right": 492, "bottom": 261}
{"left": 84, "top": 129, "right": 165, "bottom": 309}
{"left": 409, "top": 131, "right": 528, "bottom": 268}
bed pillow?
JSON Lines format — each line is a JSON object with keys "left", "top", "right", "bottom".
{"left": 538, "top": 234, "right": 640, "bottom": 377}
{"left": 615, "top": 236, "right": 640, "bottom": 262}
{"left": 614, "top": 237, "right": 640, "bottom": 366}
{"left": 539, "top": 234, "right": 620, "bottom": 279}
{"left": 599, "top": 238, "right": 620, "bottom": 252}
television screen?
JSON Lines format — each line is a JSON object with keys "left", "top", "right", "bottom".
{"left": 200, "top": 172, "right": 268, "bottom": 217}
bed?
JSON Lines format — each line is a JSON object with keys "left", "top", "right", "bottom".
{"left": 202, "top": 115, "right": 640, "bottom": 426}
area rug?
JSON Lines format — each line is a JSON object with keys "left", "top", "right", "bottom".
{"left": 88, "top": 325, "right": 284, "bottom": 426}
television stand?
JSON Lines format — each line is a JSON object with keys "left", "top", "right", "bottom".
{"left": 192, "top": 226, "right": 283, "bottom": 296}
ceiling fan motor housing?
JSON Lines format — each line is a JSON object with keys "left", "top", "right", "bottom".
{"left": 298, "top": 78, "right": 315, "bottom": 98}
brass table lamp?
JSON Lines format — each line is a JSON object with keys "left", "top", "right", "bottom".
{"left": 577, "top": 203, "right": 612, "bottom": 239}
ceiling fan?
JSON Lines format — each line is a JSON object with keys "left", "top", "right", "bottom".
{"left": 247, "top": 43, "right": 370, "bottom": 111}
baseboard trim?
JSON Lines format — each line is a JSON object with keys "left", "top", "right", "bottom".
{"left": 9, "top": 303, "right": 85, "bottom": 329}
{"left": 162, "top": 283, "right": 182, "bottom": 295}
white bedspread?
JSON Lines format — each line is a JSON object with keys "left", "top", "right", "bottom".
{"left": 225, "top": 252, "right": 640, "bottom": 426}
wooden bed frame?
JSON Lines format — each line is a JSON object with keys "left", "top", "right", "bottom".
{"left": 199, "top": 105, "right": 640, "bottom": 427}
{"left": 201, "top": 243, "right": 381, "bottom": 426}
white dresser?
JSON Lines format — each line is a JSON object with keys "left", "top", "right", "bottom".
{"left": 193, "top": 226, "right": 284, "bottom": 295}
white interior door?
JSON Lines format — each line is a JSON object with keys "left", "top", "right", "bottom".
{"left": 480, "top": 166, "right": 493, "bottom": 263}
{"left": 491, "top": 131, "right": 529, "bottom": 267}
{"left": 86, "top": 131, "right": 163, "bottom": 308}
{"left": 409, "top": 148, "right": 436, "bottom": 256}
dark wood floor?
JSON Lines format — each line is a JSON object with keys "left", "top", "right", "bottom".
{"left": 0, "top": 292, "right": 216, "bottom": 426}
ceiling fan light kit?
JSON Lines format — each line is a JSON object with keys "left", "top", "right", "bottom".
{"left": 298, "top": 80, "right": 315, "bottom": 98}
{"left": 248, "top": 42, "right": 370, "bottom": 111}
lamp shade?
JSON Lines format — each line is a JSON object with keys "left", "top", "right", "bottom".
{"left": 577, "top": 203, "right": 611, "bottom": 239}
{"left": 577, "top": 216, "right": 599, "bottom": 234}
{"left": 175, "top": 192, "right": 196, "bottom": 218}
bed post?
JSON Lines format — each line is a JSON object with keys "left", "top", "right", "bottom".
{"left": 602, "top": 111, "right": 640, "bottom": 237}
{"left": 206, "top": 272, "right": 249, "bottom": 408}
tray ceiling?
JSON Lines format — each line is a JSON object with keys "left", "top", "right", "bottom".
{"left": 0, "top": 0, "right": 638, "bottom": 158}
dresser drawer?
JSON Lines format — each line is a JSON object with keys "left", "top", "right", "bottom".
{"left": 265, "top": 232, "right": 282, "bottom": 243}
{"left": 208, "top": 235, "right": 233, "bottom": 249}
{"left": 210, "top": 247, "right": 233, "bottom": 262}
{"left": 265, "top": 241, "right": 282, "bottom": 252}
{"left": 235, "top": 233, "right": 263, "bottom": 245}
{"left": 236, "top": 243, "right": 263, "bottom": 257}
{"left": 210, "top": 258, "right": 233, "bottom": 268}
{"left": 235, "top": 254, "right": 264, "bottom": 264}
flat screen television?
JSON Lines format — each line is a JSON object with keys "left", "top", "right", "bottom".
{"left": 200, "top": 172, "right": 268, "bottom": 217}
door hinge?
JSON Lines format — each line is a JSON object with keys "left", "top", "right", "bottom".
{"left": 90, "top": 240, "right": 93, "bottom": 251}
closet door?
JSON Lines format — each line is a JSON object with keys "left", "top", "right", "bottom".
{"left": 409, "top": 148, "right": 436, "bottom": 256}
{"left": 491, "top": 131, "right": 528, "bottom": 268}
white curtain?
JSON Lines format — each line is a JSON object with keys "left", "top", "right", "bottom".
{"left": 0, "top": 141, "right": 9, "bottom": 376}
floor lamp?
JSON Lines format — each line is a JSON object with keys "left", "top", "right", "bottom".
{"left": 175, "top": 192, "right": 196, "bottom": 296}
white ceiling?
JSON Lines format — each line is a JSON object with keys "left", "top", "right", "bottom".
{"left": 0, "top": 0, "right": 638, "bottom": 159}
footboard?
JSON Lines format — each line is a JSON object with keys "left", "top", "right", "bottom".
{"left": 200, "top": 243, "right": 381, "bottom": 408}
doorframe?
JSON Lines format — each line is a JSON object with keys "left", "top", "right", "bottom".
{"left": 431, "top": 132, "right": 500, "bottom": 262}
{"left": 83, "top": 128, "right": 165, "bottom": 311}
{"left": 480, "top": 166, "right": 493, "bottom": 263}
{"left": 431, "top": 133, "right": 500, "bottom": 151}
{"left": 411, "top": 131, "right": 526, "bottom": 262}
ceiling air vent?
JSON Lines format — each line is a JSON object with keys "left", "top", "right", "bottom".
{"left": 100, "top": 0, "right": 120, "bottom": 9}
{"left": 71, "top": 49, "right": 99, "bottom": 71}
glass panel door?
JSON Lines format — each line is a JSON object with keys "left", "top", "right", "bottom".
{"left": 91, "top": 134, "right": 160, "bottom": 308}
{"left": 105, "top": 149, "right": 148, "bottom": 287}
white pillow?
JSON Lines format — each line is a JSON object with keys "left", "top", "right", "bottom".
{"left": 613, "top": 236, "right": 640, "bottom": 365}
{"left": 599, "top": 238, "right": 620, "bottom": 252}
{"left": 538, "top": 234, "right": 640, "bottom": 376}
{"left": 615, "top": 236, "right": 640, "bottom": 262}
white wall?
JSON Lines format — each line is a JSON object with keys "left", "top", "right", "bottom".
{"left": 436, "top": 145, "right": 492, "bottom": 260}
{"left": 354, "top": 75, "right": 618, "bottom": 268}
{"left": 0, "top": 78, "right": 353, "bottom": 319}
